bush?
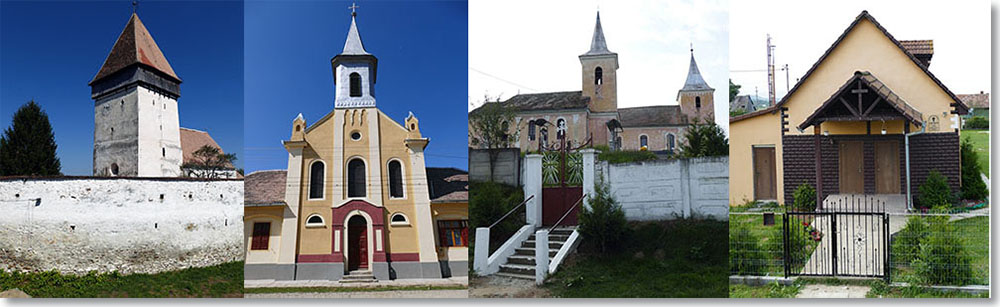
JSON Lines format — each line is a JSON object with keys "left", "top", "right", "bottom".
{"left": 913, "top": 217, "right": 975, "bottom": 285}
{"left": 597, "top": 150, "right": 658, "bottom": 164}
{"left": 578, "top": 177, "right": 628, "bottom": 254}
{"left": 959, "top": 138, "right": 988, "bottom": 201}
{"left": 792, "top": 184, "right": 816, "bottom": 212}
{"left": 729, "top": 224, "right": 766, "bottom": 275}
{"left": 917, "top": 170, "right": 954, "bottom": 209}
{"left": 469, "top": 181, "right": 525, "bottom": 252}
{"left": 963, "top": 116, "right": 988, "bottom": 129}
{"left": 892, "top": 216, "right": 929, "bottom": 264}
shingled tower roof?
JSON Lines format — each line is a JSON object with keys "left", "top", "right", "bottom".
{"left": 582, "top": 12, "right": 614, "bottom": 56}
{"left": 341, "top": 15, "right": 370, "bottom": 55}
{"left": 680, "top": 49, "right": 712, "bottom": 92}
{"left": 90, "top": 13, "right": 179, "bottom": 85}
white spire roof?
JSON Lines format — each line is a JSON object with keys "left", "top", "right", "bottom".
{"left": 582, "top": 12, "right": 614, "bottom": 56}
{"left": 680, "top": 49, "right": 712, "bottom": 92}
{"left": 341, "top": 15, "right": 369, "bottom": 55}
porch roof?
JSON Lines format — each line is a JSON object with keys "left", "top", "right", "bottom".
{"left": 798, "top": 71, "right": 923, "bottom": 130}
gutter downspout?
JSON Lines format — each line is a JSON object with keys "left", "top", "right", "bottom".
{"left": 904, "top": 121, "right": 926, "bottom": 212}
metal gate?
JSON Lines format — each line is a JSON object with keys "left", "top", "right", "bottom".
{"left": 783, "top": 195, "right": 889, "bottom": 280}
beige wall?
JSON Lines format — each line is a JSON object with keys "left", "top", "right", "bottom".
{"left": 729, "top": 112, "right": 784, "bottom": 206}
{"left": 378, "top": 111, "right": 420, "bottom": 254}
{"left": 581, "top": 55, "right": 618, "bottom": 113}
{"left": 620, "top": 126, "right": 686, "bottom": 152}
{"left": 245, "top": 206, "right": 286, "bottom": 264}
{"left": 431, "top": 202, "right": 469, "bottom": 261}
{"left": 511, "top": 110, "right": 590, "bottom": 151}
{"left": 679, "top": 91, "right": 715, "bottom": 123}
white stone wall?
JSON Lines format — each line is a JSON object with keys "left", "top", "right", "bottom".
{"left": 136, "top": 86, "right": 182, "bottom": 177}
{"left": 92, "top": 84, "right": 182, "bottom": 177}
{"left": 0, "top": 178, "right": 243, "bottom": 275}
{"left": 600, "top": 156, "right": 729, "bottom": 221}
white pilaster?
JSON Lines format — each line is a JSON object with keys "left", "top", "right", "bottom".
{"left": 534, "top": 229, "right": 549, "bottom": 285}
{"left": 580, "top": 149, "right": 596, "bottom": 209}
{"left": 523, "top": 154, "right": 543, "bottom": 227}
{"left": 408, "top": 143, "right": 439, "bottom": 263}
{"left": 279, "top": 147, "right": 304, "bottom": 264}
{"left": 473, "top": 227, "right": 489, "bottom": 274}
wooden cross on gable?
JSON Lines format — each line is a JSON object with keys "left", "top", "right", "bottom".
{"left": 851, "top": 80, "right": 868, "bottom": 115}
{"left": 349, "top": 2, "right": 359, "bottom": 17}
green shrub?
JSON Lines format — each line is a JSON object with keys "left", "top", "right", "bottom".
{"left": 960, "top": 138, "right": 988, "bottom": 201}
{"left": 963, "top": 116, "right": 989, "bottom": 129}
{"left": 892, "top": 216, "right": 929, "bottom": 264}
{"left": 729, "top": 223, "right": 766, "bottom": 275}
{"left": 913, "top": 217, "right": 975, "bottom": 285}
{"left": 597, "top": 150, "right": 658, "bottom": 164}
{"left": 469, "top": 181, "right": 525, "bottom": 252}
{"left": 792, "top": 184, "right": 816, "bottom": 212}
{"left": 917, "top": 170, "right": 954, "bottom": 209}
{"left": 578, "top": 177, "right": 628, "bottom": 253}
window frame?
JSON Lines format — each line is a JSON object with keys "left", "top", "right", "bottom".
{"left": 347, "top": 157, "right": 367, "bottom": 198}
{"left": 251, "top": 222, "right": 271, "bottom": 251}
{"left": 390, "top": 213, "right": 410, "bottom": 226}
{"left": 387, "top": 159, "right": 406, "bottom": 199}
{"left": 305, "top": 214, "right": 325, "bottom": 228}
{"left": 437, "top": 220, "right": 469, "bottom": 247}
{"left": 349, "top": 72, "right": 362, "bottom": 97}
{"left": 308, "top": 160, "right": 326, "bottom": 200}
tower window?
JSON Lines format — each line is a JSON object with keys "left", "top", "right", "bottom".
{"left": 162, "top": 148, "right": 165, "bottom": 157}
{"left": 347, "top": 158, "right": 366, "bottom": 198}
{"left": 110, "top": 163, "right": 119, "bottom": 176}
{"left": 388, "top": 160, "right": 404, "bottom": 198}
{"left": 595, "top": 67, "right": 603, "bottom": 85}
{"left": 695, "top": 96, "right": 701, "bottom": 109}
{"left": 349, "top": 73, "right": 362, "bottom": 97}
{"left": 309, "top": 161, "right": 325, "bottom": 199}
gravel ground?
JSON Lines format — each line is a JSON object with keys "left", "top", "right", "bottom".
{"left": 795, "top": 284, "right": 870, "bottom": 298}
{"left": 469, "top": 275, "right": 551, "bottom": 298}
{"left": 245, "top": 289, "right": 467, "bottom": 299}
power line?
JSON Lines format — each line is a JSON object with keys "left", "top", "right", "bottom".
{"left": 469, "top": 67, "right": 538, "bottom": 93}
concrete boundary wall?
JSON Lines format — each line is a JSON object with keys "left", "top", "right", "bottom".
{"left": 0, "top": 177, "right": 243, "bottom": 275}
{"left": 599, "top": 156, "right": 729, "bottom": 221}
{"left": 468, "top": 148, "right": 521, "bottom": 186}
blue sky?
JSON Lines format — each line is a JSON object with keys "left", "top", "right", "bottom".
{"left": 0, "top": 0, "right": 244, "bottom": 175}
{"left": 244, "top": 0, "right": 469, "bottom": 174}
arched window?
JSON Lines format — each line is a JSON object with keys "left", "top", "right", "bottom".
{"left": 695, "top": 96, "right": 701, "bottom": 109}
{"left": 390, "top": 213, "right": 409, "bottom": 226}
{"left": 110, "top": 163, "right": 119, "bottom": 176}
{"left": 667, "top": 134, "right": 676, "bottom": 153}
{"left": 349, "top": 73, "right": 362, "bottom": 97}
{"left": 347, "top": 159, "right": 366, "bottom": 198}
{"left": 556, "top": 118, "right": 566, "bottom": 139}
{"left": 305, "top": 214, "right": 325, "bottom": 227}
{"left": 388, "top": 160, "right": 404, "bottom": 198}
{"left": 309, "top": 161, "right": 325, "bottom": 199}
{"left": 528, "top": 120, "right": 536, "bottom": 141}
{"left": 540, "top": 128, "right": 549, "bottom": 146}
{"left": 595, "top": 67, "right": 603, "bottom": 85}
{"left": 639, "top": 135, "right": 648, "bottom": 148}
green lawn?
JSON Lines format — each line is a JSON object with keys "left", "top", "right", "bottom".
{"left": 543, "top": 220, "right": 728, "bottom": 298}
{"left": 729, "top": 283, "right": 800, "bottom": 298}
{"left": 245, "top": 285, "right": 467, "bottom": 294}
{"left": 867, "top": 281, "right": 988, "bottom": 298}
{"left": 891, "top": 216, "right": 989, "bottom": 285}
{"left": 0, "top": 261, "right": 243, "bottom": 298}
{"left": 961, "top": 129, "right": 989, "bottom": 178}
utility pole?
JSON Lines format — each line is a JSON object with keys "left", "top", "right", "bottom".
{"left": 784, "top": 64, "right": 790, "bottom": 92}
{"left": 767, "top": 34, "right": 776, "bottom": 106}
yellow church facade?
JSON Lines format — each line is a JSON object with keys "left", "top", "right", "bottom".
{"left": 244, "top": 12, "right": 468, "bottom": 281}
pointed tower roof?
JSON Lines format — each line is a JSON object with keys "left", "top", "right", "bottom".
{"left": 582, "top": 12, "right": 614, "bottom": 56}
{"left": 341, "top": 15, "right": 370, "bottom": 55}
{"left": 680, "top": 48, "right": 712, "bottom": 92}
{"left": 90, "top": 13, "right": 179, "bottom": 85}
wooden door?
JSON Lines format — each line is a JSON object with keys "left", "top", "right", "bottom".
{"left": 875, "top": 141, "right": 900, "bottom": 194}
{"left": 838, "top": 141, "right": 864, "bottom": 194}
{"left": 753, "top": 147, "right": 777, "bottom": 200}
{"left": 348, "top": 218, "right": 368, "bottom": 270}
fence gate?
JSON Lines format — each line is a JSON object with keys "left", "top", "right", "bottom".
{"left": 783, "top": 195, "right": 889, "bottom": 280}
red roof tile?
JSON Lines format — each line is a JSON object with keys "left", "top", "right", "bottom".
{"left": 90, "top": 13, "right": 179, "bottom": 84}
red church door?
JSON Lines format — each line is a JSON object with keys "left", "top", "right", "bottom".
{"left": 348, "top": 216, "right": 368, "bottom": 271}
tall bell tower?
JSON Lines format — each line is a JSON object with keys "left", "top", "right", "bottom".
{"left": 579, "top": 11, "right": 619, "bottom": 113}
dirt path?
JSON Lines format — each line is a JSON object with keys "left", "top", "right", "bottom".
{"left": 795, "top": 284, "right": 870, "bottom": 298}
{"left": 245, "top": 289, "right": 467, "bottom": 299}
{"left": 469, "top": 275, "right": 551, "bottom": 298}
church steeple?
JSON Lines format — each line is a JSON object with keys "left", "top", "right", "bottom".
{"left": 583, "top": 11, "right": 614, "bottom": 56}
{"left": 332, "top": 9, "right": 378, "bottom": 109}
{"left": 677, "top": 47, "right": 715, "bottom": 122}
{"left": 679, "top": 47, "right": 712, "bottom": 93}
{"left": 90, "top": 12, "right": 180, "bottom": 98}
{"left": 579, "top": 11, "right": 618, "bottom": 113}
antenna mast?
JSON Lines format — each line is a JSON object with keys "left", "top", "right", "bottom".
{"left": 767, "top": 34, "right": 776, "bottom": 106}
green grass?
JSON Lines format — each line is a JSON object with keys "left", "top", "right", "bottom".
{"left": 244, "top": 285, "right": 467, "bottom": 294}
{"left": 0, "top": 261, "right": 243, "bottom": 298}
{"left": 729, "top": 283, "right": 801, "bottom": 298}
{"left": 867, "top": 281, "right": 988, "bottom": 298}
{"left": 961, "top": 129, "right": 989, "bottom": 178}
{"left": 543, "top": 219, "right": 728, "bottom": 298}
{"left": 597, "top": 150, "right": 659, "bottom": 164}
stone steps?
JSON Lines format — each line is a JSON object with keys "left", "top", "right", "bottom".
{"left": 339, "top": 270, "right": 376, "bottom": 283}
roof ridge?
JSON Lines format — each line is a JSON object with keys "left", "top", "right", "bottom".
{"left": 91, "top": 13, "right": 179, "bottom": 84}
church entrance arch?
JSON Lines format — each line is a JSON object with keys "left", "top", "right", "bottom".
{"left": 347, "top": 215, "right": 369, "bottom": 271}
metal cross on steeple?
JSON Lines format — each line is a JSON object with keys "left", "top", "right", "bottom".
{"left": 349, "top": 2, "right": 359, "bottom": 17}
{"left": 132, "top": 0, "right": 138, "bottom": 14}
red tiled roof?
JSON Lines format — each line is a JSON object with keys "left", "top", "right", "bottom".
{"left": 179, "top": 127, "right": 233, "bottom": 168}
{"left": 958, "top": 93, "right": 990, "bottom": 109}
{"left": 90, "top": 13, "right": 179, "bottom": 84}
{"left": 899, "top": 40, "right": 933, "bottom": 55}
{"left": 244, "top": 170, "right": 287, "bottom": 206}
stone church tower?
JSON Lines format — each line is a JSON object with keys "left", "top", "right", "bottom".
{"left": 580, "top": 12, "right": 620, "bottom": 146}
{"left": 89, "top": 13, "right": 182, "bottom": 177}
{"left": 677, "top": 49, "right": 715, "bottom": 123}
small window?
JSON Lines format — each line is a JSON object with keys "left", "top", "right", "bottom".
{"left": 695, "top": 96, "right": 702, "bottom": 109}
{"left": 390, "top": 213, "right": 409, "bottom": 226}
{"left": 540, "top": 128, "right": 549, "bottom": 146}
{"left": 305, "top": 214, "right": 325, "bottom": 227}
{"left": 348, "top": 159, "right": 366, "bottom": 198}
{"left": 527, "top": 120, "right": 536, "bottom": 141}
{"left": 595, "top": 67, "right": 603, "bottom": 85}
{"left": 556, "top": 118, "right": 566, "bottom": 139}
{"left": 410, "top": 123, "right": 415, "bottom": 130}
{"left": 110, "top": 163, "right": 119, "bottom": 176}
{"left": 309, "top": 161, "right": 325, "bottom": 199}
{"left": 640, "top": 135, "right": 648, "bottom": 148}
{"left": 251, "top": 222, "right": 271, "bottom": 250}
{"left": 438, "top": 220, "right": 468, "bottom": 247}
{"left": 162, "top": 148, "right": 165, "bottom": 157}
{"left": 349, "top": 73, "right": 362, "bottom": 97}
{"left": 667, "top": 134, "right": 676, "bottom": 152}
{"left": 388, "top": 160, "right": 404, "bottom": 198}
{"left": 295, "top": 125, "right": 301, "bottom": 132}
{"left": 351, "top": 131, "right": 361, "bottom": 141}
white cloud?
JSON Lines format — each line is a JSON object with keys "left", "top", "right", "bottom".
{"left": 469, "top": 0, "right": 730, "bottom": 132}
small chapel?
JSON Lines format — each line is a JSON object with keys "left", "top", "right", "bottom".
{"left": 469, "top": 11, "right": 717, "bottom": 154}
{"left": 89, "top": 12, "right": 235, "bottom": 178}
{"left": 243, "top": 9, "right": 469, "bottom": 281}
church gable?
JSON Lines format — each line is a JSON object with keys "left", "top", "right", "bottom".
{"left": 780, "top": 11, "right": 967, "bottom": 134}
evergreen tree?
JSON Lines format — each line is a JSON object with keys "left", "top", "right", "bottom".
{"left": 679, "top": 119, "right": 729, "bottom": 158}
{"left": 0, "top": 101, "right": 61, "bottom": 176}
